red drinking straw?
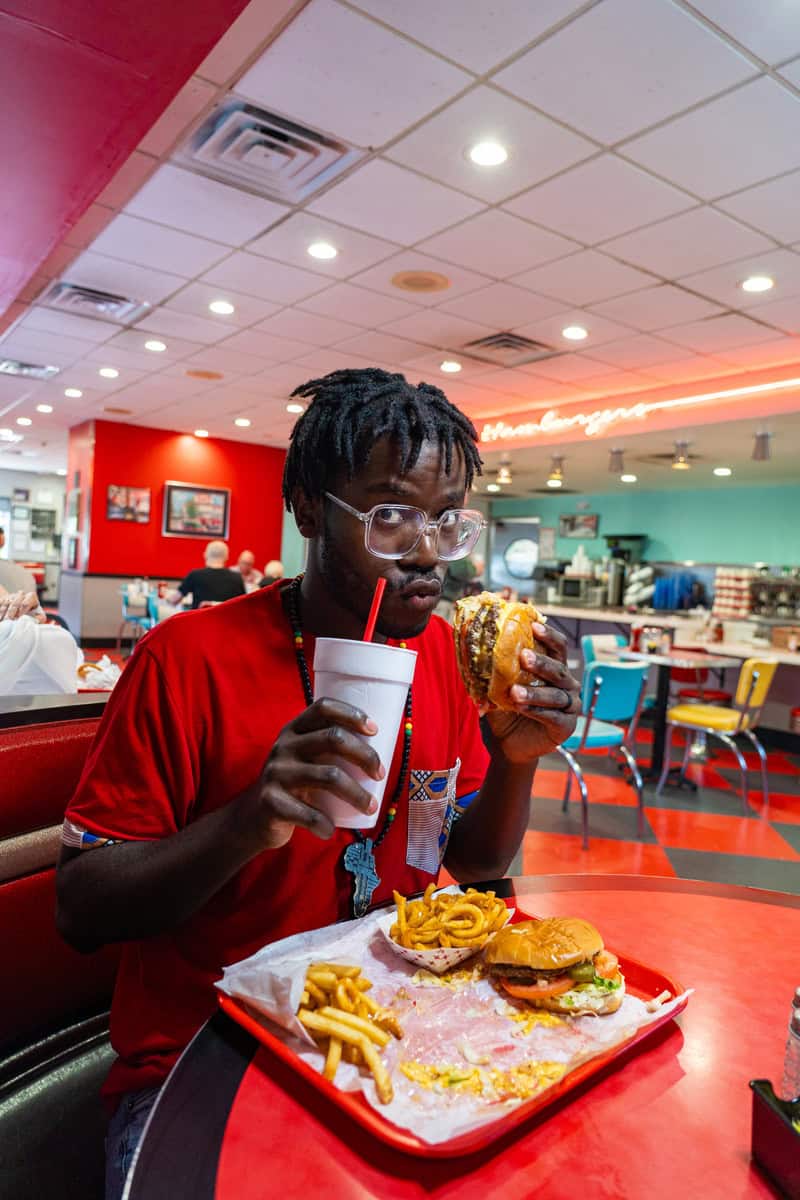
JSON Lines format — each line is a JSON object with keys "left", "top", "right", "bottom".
{"left": 363, "top": 577, "right": 387, "bottom": 642}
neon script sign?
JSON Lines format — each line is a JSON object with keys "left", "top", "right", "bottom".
{"left": 479, "top": 376, "right": 800, "bottom": 444}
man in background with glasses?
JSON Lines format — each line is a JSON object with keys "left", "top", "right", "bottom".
{"left": 57, "top": 368, "right": 580, "bottom": 1200}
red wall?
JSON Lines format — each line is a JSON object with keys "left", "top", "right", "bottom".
{"left": 80, "top": 420, "right": 285, "bottom": 578}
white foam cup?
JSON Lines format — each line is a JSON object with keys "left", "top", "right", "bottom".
{"left": 311, "top": 637, "right": 417, "bottom": 829}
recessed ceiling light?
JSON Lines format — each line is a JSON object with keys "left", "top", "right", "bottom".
{"left": 440, "top": 360, "right": 462, "bottom": 374}
{"left": 64, "top": 387, "right": 83, "bottom": 398}
{"left": 99, "top": 367, "right": 119, "bottom": 378}
{"left": 16, "top": 416, "right": 32, "bottom": 426}
{"left": 740, "top": 275, "right": 774, "bottom": 294}
{"left": 713, "top": 466, "right": 732, "bottom": 477}
{"left": 208, "top": 299, "right": 235, "bottom": 315}
{"left": 234, "top": 417, "right": 251, "bottom": 427}
{"left": 546, "top": 478, "right": 563, "bottom": 488}
{"left": 486, "top": 482, "right": 501, "bottom": 493}
{"left": 286, "top": 402, "right": 304, "bottom": 414}
{"left": 562, "top": 325, "right": 588, "bottom": 341}
{"left": 468, "top": 140, "right": 508, "bottom": 167}
{"left": 56, "top": 468, "right": 67, "bottom": 476}
{"left": 144, "top": 339, "right": 167, "bottom": 353}
{"left": 308, "top": 241, "right": 337, "bottom": 260}
{"left": 194, "top": 428, "right": 209, "bottom": 438}
{"left": 620, "top": 473, "right": 638, "bottom": 483}
{"left": 36, "top": 404, "right": 53, "bottom": 413}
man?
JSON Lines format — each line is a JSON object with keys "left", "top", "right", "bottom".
{"left": 0, "top": 526, "right": 39, "bottom": 596}
{"left": 0, "top": 584, "right": 81, "bottom": 694}
{"left": 56, "top": 369, "right": 580, "bottom": 1199}
{"left": 167, "top": 539, "right": 245, "bottom": 609}
{"left": 260, "top": 558, "right": 284, "bottom": 586}
{"left": 232, "top": 548, "right": 263, "bottom": 593}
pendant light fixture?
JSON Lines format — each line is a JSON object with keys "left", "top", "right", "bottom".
{"left": 608, "top": 447, "right": 625, "bottom": 474}
{"left": 671, "top": 441, "right": 691, "bottom": 470}
{"left": 496, "top": 457, "right": 513, "bottom": 487}
{"left": 752, "top": 431, "right": 772, "bottom": 461}
{"left": 547, "top": 455, "right": 564, "bottom": 488}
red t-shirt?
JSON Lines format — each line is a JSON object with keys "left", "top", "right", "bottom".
{"left": 65, "top": 583, "right": 489, "bottom": 1105}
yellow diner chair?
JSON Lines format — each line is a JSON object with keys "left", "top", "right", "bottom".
{"left": 656, "top": 658, "right": 778, "bottom": 812}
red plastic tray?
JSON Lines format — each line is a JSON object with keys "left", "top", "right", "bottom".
{"left": 217, "top": 905, "right": 687, "bottom": 1157}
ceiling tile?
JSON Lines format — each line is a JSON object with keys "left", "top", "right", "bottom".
{"left": 377, "top": 310, "right": 494, "bottom": 350}
{"left": 91, "top": 328, "right": 202, "bottom": 365}
{"left": 0, "top": 329, "right": 94, "bottom": 367}
{"left": 90, "top": 213, "right": 228, "bottom": 278}
{"left": 622, "top": 78, "right": 800, "bottom": 200}
{"left": 634, "top": 355, "right": 729, "bottom": 384}
{"left": 588, "top": 284, "right": 725, "bottom": 331}
{"left": 200, "top": 253, "right": 329, "bottom": 305}
{"left": 586, "top": 333, "right": 703, "bottom": 370}
{"left": 678, "top": 248, "right": 800, "bottom": 309}
{"left": 308, "top": 160, "right": 484, "bottom": 245}
{"left": 715, "top": 169, "right": 800, "bottom": 244}
{"left": 237, "top": 0, "right": 469, "bottom": 147}
{"left": 135, "top": 307, "right": 232, "bottom": 344}
{"left": 163, "top": 282, "right": 281, "bottom": 327}
{"left": 290, "top": 349, "right": 381, "bottom": 375}
{"left": 82, "top": 344, "right": 170, "bottom": 372}
{"left": 18, "top": 308, "right": 120, "bottom": 344}
{"left": 503, "top": 155, "right": 694, "bottom": 244}
{"left": 740, "top": 296, "right": 800, "bottom": 335}
{"left": 711, "top": 332, "right": 800, "bottom": 366}
{"left": 349, "top": 0, "right": 588, "bottom": 74}
{"left": 512, "top": 308, "right": 637, "bottom": 349}
{"left": 511, "top": 250, "right": 655, "bottom": 306}
{"left": 195, "top": 0, "right": 300, "bottom": 84}
{"left": 688, "top": 1, "right": 800, "bottom": 65}
{"left": 65, "top": 251, "right": 186, "bottom": 308}
{"left": 247, "top": 213, "right": 399, "bottom": 279}
{"left": 779, "top": 58, "right": 800, "bottom": 87}
{"left": 387, "top": 86, "right": 593, "bottom": 204}
{"left": 126, "top": 163, "right": 288, "bottom": 245}
{"left": 183, "top": 345, "right": 277, "bottom": 376}
{"left": 519, "top": 353, "right": 623, "bottom": 383}
{"left": 332, "top": 331, "right": 434, "bottom": 364}
{"left": 350, "top": 250, "right": 489, "bottom": 307}
{"left": 439, "top": 282, "right": 565, "bottom": 327}
{"left": 252, "top": 363, "right": 318, "bottom": 395}
{"left": 662, "top": 312, "right": 778, "bottom": 353}
{"left": 297, "top": 282, "right": 417, "bottom": 325}
{"left": 400, "top": 350, "right": 495, "bottom": 383}
{"left": 137, "top": 76, "right": 218, "bottom": 157}
{"left": 417, "top": 210, "right": 577, "bottom": 279}
{"left": 254, "top": 310, "right": 364, "bottom": 347}
{"left": 602, "top": 207, "right": 773, "bottom": 276}
{"left": 493, "top": 0, "right": 755, "bottom": 144}
{"left": 215, "top": 329, "right": 310, "bottom": 362}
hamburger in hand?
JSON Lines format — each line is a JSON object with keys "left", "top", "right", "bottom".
{"left": 484, "top": 917, "right": 625, "bottom": 1015}
{"left": 453, "top": 591, "right": 547, "bottom": 712}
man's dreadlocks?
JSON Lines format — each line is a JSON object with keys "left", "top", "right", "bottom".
{"left": 281, "top": 368, "right": 483, "bottom": 511}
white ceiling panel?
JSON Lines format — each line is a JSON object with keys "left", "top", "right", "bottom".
{"left": 253, "top": 310, "right": 364, "bottom": 347}
{"left": 332, "top": 331, "right": 434, "bottom": 365}
{"left": 711, "top": 332, "right": 800, "bottom": 367}
{"left": 308, "top": 160, "right": 485, "bottom": 246}
{"left": 602, "top": 207, "right": 773, "bottom": 277}
{"left": 662, "top": 312, "right": 778, "bottom": 353}
{"left": 252, "top": 363, "right": 319, "bottom": 395}
{"left": 213, "top": 329, "right": 310, "bottom": 362}
{"left": 297, "top": 282, "right": 417, "bottom": 326}
{"left": 439, "top": 282, "right": 566, "bottom": 327}
{"left": 687, "top": 1, "right": 800, "bottom": 65}
{"left": 417, "top": 210, "right": 577, "bottom": 279}
{"left": 91, "top": 213, "right": 228, "bottom": 278}
{"left": 164, "top": 282, "right": 280, "bottom": 327}
{"left": 519, "top": 352, "right": 625, "bottom": 383}
{"left": 715, "top": 169, "right": 800, "bottom": 245}
{"left": 387, "top": 87, "right": 594, "bottom": 204}
{"left": 493, "top": 0, "right": 755, "bottom": 144}
{"left": 511, "top": 250, "right": 655, "bottom": 306}
{"left": 237, "top": 0, "right": 469, "bottom": 147}
{"left": 64, "top": 251, "right": 187, "bottom": 308}
{"left": 634, "top": 354, "right": 729, "bottom": 384}
{"left": 138, "top": 76, "right": 217, "bottom": 157}
{"left": 503, "top": 155, "right": 694, "bottom": 244}
{"left": 126, "top": 163, "right": 288, "bottom": 245}
{"left": 247, "top": 213, "right": 398, "bottom": 279}
{"left": 182, "top": 345, "right": 278, "bottom": 376}
{"left": 587, "top": 333, "right": 704, "bottom": 370}
{"left": 588, "top": 283, "right": 725, "bottom": 331}
{"left": 200, "top": 253, "right": 329, "bottom": 305}
{"left": 16, "top": 308, "right": 120, "bottom": 344}
{"left": 87, "top": 329, "right": 202, "bottom": 367}
{"left": 0, "top": 374, "right": 38, "bottom": 404}
{"left": 289, "top": 349, "right": 382, "bottom": 375}
{"left": 779, "top": 58, "right": 800, "bottom": 87}
{"left": 377, "top": 310, "right": 494, "bottom": 350}
{"left": 349, "top": 0, "right": 588, "bottom": 75}
{"left": 679, "top": 248, "right": 800, "bottom": 310}
{"left": 0, "top": 330, "right": 93, "bottom": 367}
{"left": 349, "top": 250, "right": 489, "bottom": 307}
{"left": 622, "top": 78, "right": 800, "bottom": 201}
{"left": 741, "top": 296, "right": 800, "bottom": 335}
{"left": 135, "top": 307, "right": 232, "bottom": 344}
{"left": 400, "top": 351, "right": 495, "bottom": 383}
{"left": 512, "top": 308, "right": 638, "bottom": 349}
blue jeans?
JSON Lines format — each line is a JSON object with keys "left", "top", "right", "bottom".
{"left": 104, "top": 1085, "right": 161, "bottom": 1200}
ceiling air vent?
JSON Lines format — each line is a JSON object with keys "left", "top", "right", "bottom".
{"left": 41, "top": 282, "right": 150, "bottom": 325}
{"left": 459, "top": 333, "right": 560, "bottom": 368}
{"left": 0, "top": 359, "right": 59, "bottom": 380}
{"left": 177, "top": 98, "right": 364, "bottom": 203}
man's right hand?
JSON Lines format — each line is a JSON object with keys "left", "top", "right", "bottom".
{"left": 241, "top": 698, "right": 384, "bottom": 850}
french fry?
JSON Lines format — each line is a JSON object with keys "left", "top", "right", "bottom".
{"left": 305, "top": 978, "right": 328, "bottom": 1006}
{"left": 307, "top": 968, "right": 338, "bottom": 989}
{"left": 323, "top": 1036, "right": 342, "bottom": 1081}
{"left": 316, "top": 1006, "right": 391, "bottom": 1047}
{"left": 311, "top": 962, "right": 360, "bottom": 978}
{"left": 360, "top": 1038, "right": 394, "bottom": 1104}
{"left": 388, "top": 887, "right": 509, "bottom": 951}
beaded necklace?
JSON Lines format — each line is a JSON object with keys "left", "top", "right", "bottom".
{"left": 286, "top": 575, "right": 413, "bottom": 918}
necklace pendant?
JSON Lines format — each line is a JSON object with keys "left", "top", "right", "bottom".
{"left": 343, "top": 838, "right": 380, "bottom": 918}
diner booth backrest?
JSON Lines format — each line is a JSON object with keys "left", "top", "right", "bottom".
{"left": 0, "top": 716, "right": 120, "bottom": 1199}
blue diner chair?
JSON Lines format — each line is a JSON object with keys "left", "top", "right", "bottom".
{"left": 116, "top": 586, "right": 154, "bottom": 655}
{"left": 557, "top": 661, "right": 649, "bottom": 850}
{"left": 580, "top": 633, "right": 627, "bottom": 664}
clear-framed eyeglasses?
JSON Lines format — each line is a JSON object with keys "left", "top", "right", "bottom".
{"left": 324, "top": 492, "right": 486, "bottom": 562}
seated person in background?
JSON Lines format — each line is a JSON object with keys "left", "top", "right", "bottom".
{"left": 0, "top": 526, "right": 39, "bottom": 595}
{"left": 258, "top": 558, "right": 284, "bottom": 587}
{"left": 231, "top": 549, "right": 263, "bottom": 593}
{"left": 0, "top": 585, "right": 82, "bottom": 695}
{"left": 167, "top": 540, "right": 245, "bottom": 609}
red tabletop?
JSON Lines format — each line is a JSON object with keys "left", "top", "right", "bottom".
{"left": 198, "top": 876, "right": 797, "bottom": 1200}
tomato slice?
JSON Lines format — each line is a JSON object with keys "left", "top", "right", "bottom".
{"left": 501, "top": 975, "right": 573, "bottom": 1000}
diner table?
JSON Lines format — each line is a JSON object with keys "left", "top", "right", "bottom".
{"left": 620, "top": 648, "right": 740, "bottom": 782}
{"left": 126, "top": 874, "right": 799, "bottom": 1200}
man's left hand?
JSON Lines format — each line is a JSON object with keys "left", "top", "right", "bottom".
{"left": 485, "top": 622, "right": 580, "bottom": 763}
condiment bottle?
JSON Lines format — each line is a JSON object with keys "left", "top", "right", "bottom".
{"left": 778, "top": 988, "right": 800, "bottom": 1101}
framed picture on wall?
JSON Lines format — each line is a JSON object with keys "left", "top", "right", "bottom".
{"left": 559, "top": 513, "right": 599, "bottom": 539}
{"left": 162, "top": 480, "right": 230, "bottom": 539}
{"left": 107, "top": 485, "right": 151, "bottom": 523}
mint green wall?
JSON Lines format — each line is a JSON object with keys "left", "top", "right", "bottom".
{"left": 280, "top": 508, "right": 307, "bottom": 577}
{"left": 491, "top": 483, "right": 800, "bottom": 565}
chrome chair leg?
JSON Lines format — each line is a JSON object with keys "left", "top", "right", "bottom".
{"left": 742, "top": 729, "right": 769, "bottom": 816}
{"left": 618, "top": 743, "right": 645, "bottom": 839}
{"left": 655, "top": 723, "right": 675, "bottom": 796}
{"left": 716, "top": 733, "right": 750, "bottom": 813}
{"left": 557, "top": 747, "right": 589, "bottom": 850}
{"left": 680, "top": 730, "right": 694, "bottom": 781}
{"left": 562, "top": 769, "right": 572, "bottom": 813}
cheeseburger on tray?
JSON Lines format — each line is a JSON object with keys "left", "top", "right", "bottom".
{"left": 454, "top": 591, "right": 546, "bottom": 712}
{"left": 484, "top": 917, "right": 625, "bottom": 1015}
